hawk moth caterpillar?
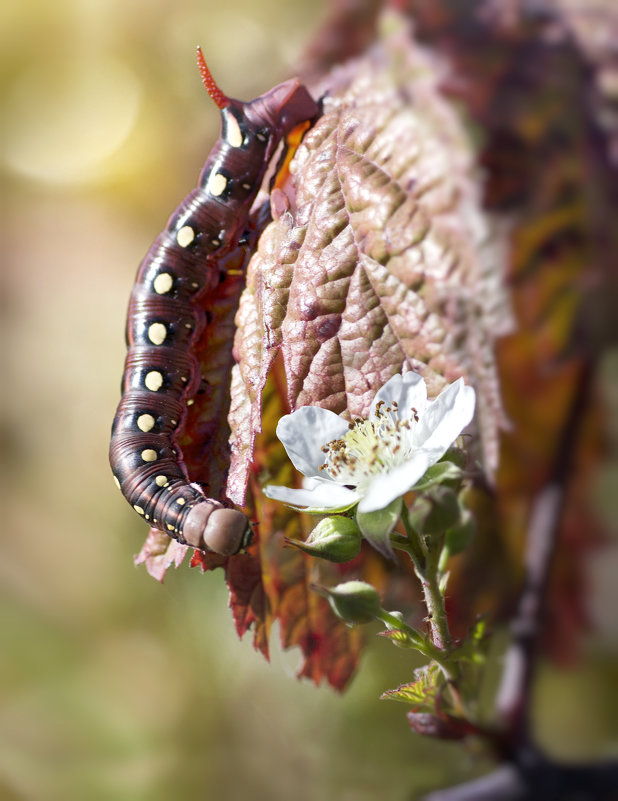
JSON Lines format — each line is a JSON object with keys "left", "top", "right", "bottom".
{"left": 110, "top": 49, "right": 318, "bottom": 555}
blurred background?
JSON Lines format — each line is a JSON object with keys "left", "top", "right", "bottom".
{"left": 2, "top": 1, "right": 617, "bottom": 799}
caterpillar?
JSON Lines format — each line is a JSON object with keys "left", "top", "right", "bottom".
{"left": 110, "top": 48, "right": 318, "bottom": 556}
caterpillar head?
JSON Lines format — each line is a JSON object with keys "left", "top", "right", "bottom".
{"left": 183, "top": 502, "right": 251, "bottom": 556}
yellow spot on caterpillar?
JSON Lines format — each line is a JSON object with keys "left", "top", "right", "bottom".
{"left": 242, "top": 182, "right": 251, "bottom": 190}
{"left": 256, "top": 132, "right": 267, "bottom": 142}
{"left": 187, "top": 399, "right": 195, "bottom": 406}
{"left": 226, "top": 114, "right": 243, "bottom": 148}
{"left": 148, "top": 322, "right": 167, "bottom": 345}
{"left": 137, "top": 413, "right": 155, "bottom": 432}
{"left": 134, "top": 505, "right": 145, "bottom": 515}
{"left": 176, "top": 498, "right": 186, "bottom": 505}
{"left": 207, "top": 172, "right": 227, "bottom": 197}
{"left": 153, "top": 272, "right": 173, "bottom": 294}
{"left": 113, "top": 475, "right": 121, "bottom": 490}
{"left": 145, "top": 371, "right": 163, "bottom": 391}
{"left": 155, "top": 475, "right": 168, "bottom": 487}
{"left": 176, "top": 225, "right": 195, "bottom": 247}
{"left": 167, "top": 523, "right": 175, "bottom": 531}
{"left": 141, "top": 448, "right": 157, "bottom": 462}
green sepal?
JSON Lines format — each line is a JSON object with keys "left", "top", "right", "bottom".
{"left": 411, "top": 460, "right": 463, "bottom": 492}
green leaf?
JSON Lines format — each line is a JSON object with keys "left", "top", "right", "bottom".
{"left": 377, "top": 628, "right": 421, "bottom": 650}
{"left": 380, "top": 662, "right": 444, "bottom": 706}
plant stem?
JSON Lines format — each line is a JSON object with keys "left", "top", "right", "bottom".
{"left": 401, "top": 505, "right": 452, "bottom": 653}
{"left": 421, "top": 562, "right": 452, "bottom": 653}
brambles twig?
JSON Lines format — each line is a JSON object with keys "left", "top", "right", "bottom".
{"left": 495, "top": 359, "right": 594, "bottom": 748}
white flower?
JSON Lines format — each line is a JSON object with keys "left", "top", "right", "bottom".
{"left": 263, "top": 372, "right": 476, "bottom": 514}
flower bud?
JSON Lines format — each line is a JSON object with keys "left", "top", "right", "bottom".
{"left": 356, "top": 496, "right": 402, "bottom": 559}
{"left": 313, "top": 580, "right": 382, "bottom": 624}
{"left": 445, "top": 510, "right": 476, "bottom": 555}
{"left": 286, "top": 516, "right": 361, "bottom": 563}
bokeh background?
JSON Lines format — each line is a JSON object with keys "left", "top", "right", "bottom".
{"left": 2, "top": 1, "right": 617, "bottom": 799}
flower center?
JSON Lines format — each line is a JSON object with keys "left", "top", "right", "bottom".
{"left": 320, "top": 401, "right": 418, "bottom": 489}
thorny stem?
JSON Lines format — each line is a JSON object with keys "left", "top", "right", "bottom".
{"left": 392, "top": 506, "right": 460, "bottom": 690}
{"left": 400, "top": 505, "right": 453, "bottom": 653}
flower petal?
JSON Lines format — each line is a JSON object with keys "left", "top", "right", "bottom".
{"left": 412, "top": 378, "right": 475, "bottom": 458}
{"left": 263, "top": 480, "right": 360, "bottom": 512}
{"left": 372, "top": 371, "right": 428, "bottom": 421}
{"left": 276, "top": 406, "right": 350, "bottom": 477}
{"left": 357, "top": 450, "right": 439, "bottom": 513}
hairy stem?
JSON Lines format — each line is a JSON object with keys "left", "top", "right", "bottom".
{"left": 401, "top": 505, "right": 452, "bottom": 653}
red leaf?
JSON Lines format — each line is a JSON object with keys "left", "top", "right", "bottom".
{"left": 230, "top": 16, "right": 511, "bottom": 508}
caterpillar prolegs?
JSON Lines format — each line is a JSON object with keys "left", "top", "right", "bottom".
{"left": 110, "top": 49, "right": 318, "bottom": 555}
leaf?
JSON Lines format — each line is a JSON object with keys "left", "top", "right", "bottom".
{"left": 377, "top": 628, "right": 419, "bottom": 650}
{"left": 230, "top": 13, "right": 510, "bottom": 509}
{"left": 177, "top": 252, "right": 247, "bottom": 499}
{"left": 223, "top": 14, "right": 512, "bottom": 688}
{"left": 380, "top": 662, "right": 443, "bottom": 707}
{"left": 134, "top": 528, "right": 189, "bottom": 583}
{"left": 248, "top": 369, "right": 365, "bottom": 689}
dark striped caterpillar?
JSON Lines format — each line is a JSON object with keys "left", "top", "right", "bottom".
{"left": 110, "top": 49, "right": 318, "bottom": 555}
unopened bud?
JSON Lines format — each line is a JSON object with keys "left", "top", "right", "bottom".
{"left": 313, "top": 580, "right": 382, "bottom": 624}
{"left": 356, "top": 496, "right": 402, "bottom": 559}
{"left": 286, "top": 517, "right": 361, "bottom": 562}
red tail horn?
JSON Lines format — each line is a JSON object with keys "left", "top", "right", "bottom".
{"left": 196, "top": 46, "right": 229, "bottom": 109}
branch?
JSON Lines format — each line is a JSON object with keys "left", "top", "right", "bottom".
{"left": 422, "top": 755, "right": 618, "bottom": 801}
{"left": 495, "top": 358, "right": 594, "bottom": 746}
